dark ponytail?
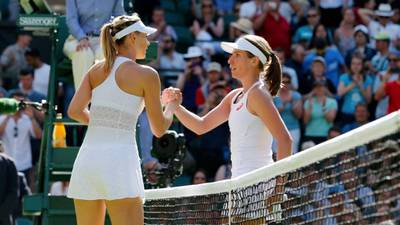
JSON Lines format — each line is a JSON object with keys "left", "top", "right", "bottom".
{"left": 263, "top": 53, "right": 282, "bottom": 96}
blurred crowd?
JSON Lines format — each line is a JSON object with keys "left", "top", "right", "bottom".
{"left": 0, "top": 0, "right": 400, "bottom": 223}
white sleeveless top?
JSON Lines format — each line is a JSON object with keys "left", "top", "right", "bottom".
{"left": 68, "top": 56, "right": 145, "bottom": 200}
{"left": 228, "top": 81, "right": 274, "bottom": 178}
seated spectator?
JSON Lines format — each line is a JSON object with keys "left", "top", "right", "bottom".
{"left": 195, "top": 62, "right": 227, "bottom": 110}
{"left": 192, "top": 169, "right": 208, "bottom": 185}
{"left": 155, "top": 35, "right": 185, "bottom": 86}
{"left": 345, "top": 25, "right": 376, "bottom": 68}
{"left": 373, "top": 50, "right": 400, "bottom": 118}
{"left": 25, "top": 49, "right": 50, "bottom": 98}
{"left": 254, "top": 1, "right": 291, "bottom": 56}
{"left": 9, "top": 68, "right": 45, "bottom": 104}
{"left": 301, "top": 56, "right": 336, "bottom": 96}
{"left": 303, "top": 80, "right": 338, "bottom": 144}
{"left": 229, "top": 18, "right": 254, "bottom": 41}
{"left": 190, "top": 0, "right": 224, "bottom": 59}
{"left": 176, "top": 46, "right": 205, "bottom": 113}
{"left": 0, "top": 142, "right": 18, "bottom": 225}
{"left": 337, "top": 53, "right": 372, "bottom": 125}
{"left": 148, "top": 7, "right": 177, "bottom": 43}
{"left": 0, "top": 31, "right": 32, "bottom": 90}
{"left": 334, "top": 8, "right": 356, "bottom": 55}
{"left": 239, "top": 0, "right": 265, "bottom": 20}
{"left": 327, "top": 126, "right": 341, "bottom": 139}
{"left": 342, "top": 103, "right": 370, "bottom": 133}
{"left": 369, "top": 32, "right": 391, "bottom": 75}
{"left": 63, "top": 0, "right": 125, "bottom": 89}
{"left": 273, "top": 73, "right": 302, "bottom": 154}
{"left": 362, "top": 3, "right": 400, "bottom": 49}
{"left": 292, "top": 7, "right": 320, "bottom": 46}
{"left": 286, "top": 44, "right": 306, "bottom": 91}
{"left": 275, "top": 48, "right": 299, "bottom": 90}
{"left": 303, "top": 23, "right": 345, "bottom": 88}
{"left": 375, "top": 51, "right": 400, "bottom": 115}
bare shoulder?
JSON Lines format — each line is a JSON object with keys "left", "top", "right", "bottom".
{"left": 121, "top": 62, "right": 159, "bottom": 80}
{"left": 248, "top": 84, "right": 272, "bottom": 103}
{"left": 224, "top": 88, "right": 243, "bottom": 102}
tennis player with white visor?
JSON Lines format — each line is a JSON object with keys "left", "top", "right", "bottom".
{"left": 163, "top": 34, "right": 292, "bottom": 178}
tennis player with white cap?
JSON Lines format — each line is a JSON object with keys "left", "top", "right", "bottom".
{"left": 164, "top": 34, "right": 292, "bottom": 178}
{"left": 67, "top": 14, "right": 180, "bottom": 225}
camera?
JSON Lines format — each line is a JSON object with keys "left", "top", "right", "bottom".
{"left": 144, "top": 130, "right": 186, "bottom": 188}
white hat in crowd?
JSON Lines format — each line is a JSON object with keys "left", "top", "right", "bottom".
{"left": 183, "top": 46, "right": 203, "bottom": 59}
{"left": 207, "top": 62, "right": 222, "bottom": 72}
{"left": 375, "top": 3, "right": 394, "bottom": 17}
{"left": 354, "top": 24, "right": 369, "bottom": 36}
{"left": 230, "top": 18, "right": 254, "bottom": 35}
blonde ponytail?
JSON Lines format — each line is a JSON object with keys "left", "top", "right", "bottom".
{"left": 101, "top": 23, "right": 117, "bottom": 73}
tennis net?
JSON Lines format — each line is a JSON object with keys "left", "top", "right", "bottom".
{"left": 144, "top": 111, "right": 400, "bottom": 225}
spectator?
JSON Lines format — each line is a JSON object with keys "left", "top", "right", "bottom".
{"left": 337, "top": 53, "right": 373, "bottom": 125}
{"left": 239, "top": 0, "right": 265, "bottom": 20}
{"left": 0, "top": 31, "right": 32, "bottom": 90}
{"left": 176, "top": 46, "right": 205, "bottom": 113}
{"left": 303, "top": 23, "right": 345, "bottom": 88}
{"left": 0, "top": 142, "right": 18, "bottom": 225}
{"left": 303, "top": 80, "right": 338, "bottom": 144}
{"left": 373, "top": 50, "right": 399, "bottom": 118}
{"left": 317, "top": 0, "right": 348, "bottom": 29}
{"left": 0, "top": 0, "right": 18, "bottom": 22}
{"left": 375, "top": 52, "right": 400, "bottom": 115}
{"left": 148, "top": 7, "right": 177, "bottom": 43}
{"left": 327, "top": 126, "right": 341, "bottom": 139}
{"left": 301, "top": 56, "right": 336, "bottom": 96}
{"left": 9, "top": 68, "right": 45, "bottom": 104}
{"left": 352, "top": 0, "right": 376, "bottom": 25}
{"left": 190, "top": 0, "right": 224, "bottom": 58}
{"left": 192, "top": 169, "right": 208, "bottom": 184}
{"left": 286, "top": 44, "right": 306, "bottom": 90}
{"left": 273, "top": 73, "right": 302, "bottom": 154}
{"left": 362, "top": 3, "right": 400, "bottom": 48}
{"left": 292, "top": 7, "right": 320, "bottom": 46}
{"left": 0, "top": 91, "right": 42, "bottom": 189}
{"left": 342, "top": 103, "right": 370, "bottom": 133}
{"left": 229, "top": 18, "right": 254, "bottom": 41}
{"left": 254, "top": 1, "right": 291, "bottom": 56}
{"left": 195, "top": 62, "right": 226, "bottom": 109}
{"left": 214, "top": 0, "right": 235, "bottom": 16}
{"left": 369, "top": 32, "right": 391, "bottom": 75}
{"left": 63, "top": 0, "right": 125, "bottom": 89}
{"left": 275, "top": 48, "right": 299, "bottom": 90}
{"left": 345, "top": 24, "right": 377, "bottom": 68}
{"left": 334, "top": 8, "right": 356, "bottom": 55}
{"left": 155, "top": 35, "right": 185, "bottom": 86}
{"left": 24, "top": 49, "right": 50, "bottom": 98}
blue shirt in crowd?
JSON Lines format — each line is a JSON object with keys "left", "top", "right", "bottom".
{"left": 304, "top": 97, "right": 338, "bottom": 137}
{"left": 273, "top": 91, "right": 302, "bottom": 130}
{"left": 339, "top": 73, "right": 373, "bottom": 115}
{"left": 66, "top": 0, "right": 125, "bottom": 40}
{"left": 303, "top": 47, "right": 345, "bottom": 88}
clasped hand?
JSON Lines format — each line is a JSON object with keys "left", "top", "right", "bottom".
{"left": 161, "top": 87, "right": 182, "bottom": 112}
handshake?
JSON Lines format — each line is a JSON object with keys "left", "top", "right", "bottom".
{"left": 161, "top": 87, "right": 183, "bottom": 112}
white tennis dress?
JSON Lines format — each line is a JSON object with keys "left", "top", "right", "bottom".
{"left": 228, "top": 81, "right": 274, "bottom": 178}
{"left": 67, "top": 56, "right": 145, "bottom": 200}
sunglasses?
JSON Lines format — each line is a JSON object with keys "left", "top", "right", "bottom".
{"left": 202, "top": 4, "right": 213, "bottom": 8}
{"left": 282, "top": 80, "right": 291, "bottom": 84}
{"left": 389, "top": 58, "right": 399, "bottom": 62}
{"left": 307, "top": 14, "right": 318, "bottom": 18}
{"left": 163, "top": 39, "right": 172, "bottom": 43}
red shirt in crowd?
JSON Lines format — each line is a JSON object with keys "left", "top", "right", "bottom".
{"left": 258, "top": 12, "right": 291, "bottom": 56}
{"left": 385, "top": 80, "right": 400, "bottom": 113}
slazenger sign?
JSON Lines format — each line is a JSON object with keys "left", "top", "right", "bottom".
{"left": 19, "top": 16, "right": 58, "bottom": 27}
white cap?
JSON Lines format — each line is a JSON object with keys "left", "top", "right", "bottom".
{"left": 183, "top": 46, "right": 203, "bottom": 59}
{"left": 354, "top": 24, "right": 368, "bottom": 36}
{"left": 221, "top": 37, "right": 267, "bottom": 64}
{"left": 114, "top": 21, "right": 157, "bottom": 40}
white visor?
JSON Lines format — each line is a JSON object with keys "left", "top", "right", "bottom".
{"left": 221, "top": 37, "right": 267, "bottom": 64}
{"left": 114, "top": 21, "right": 157, "bottom": 40}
